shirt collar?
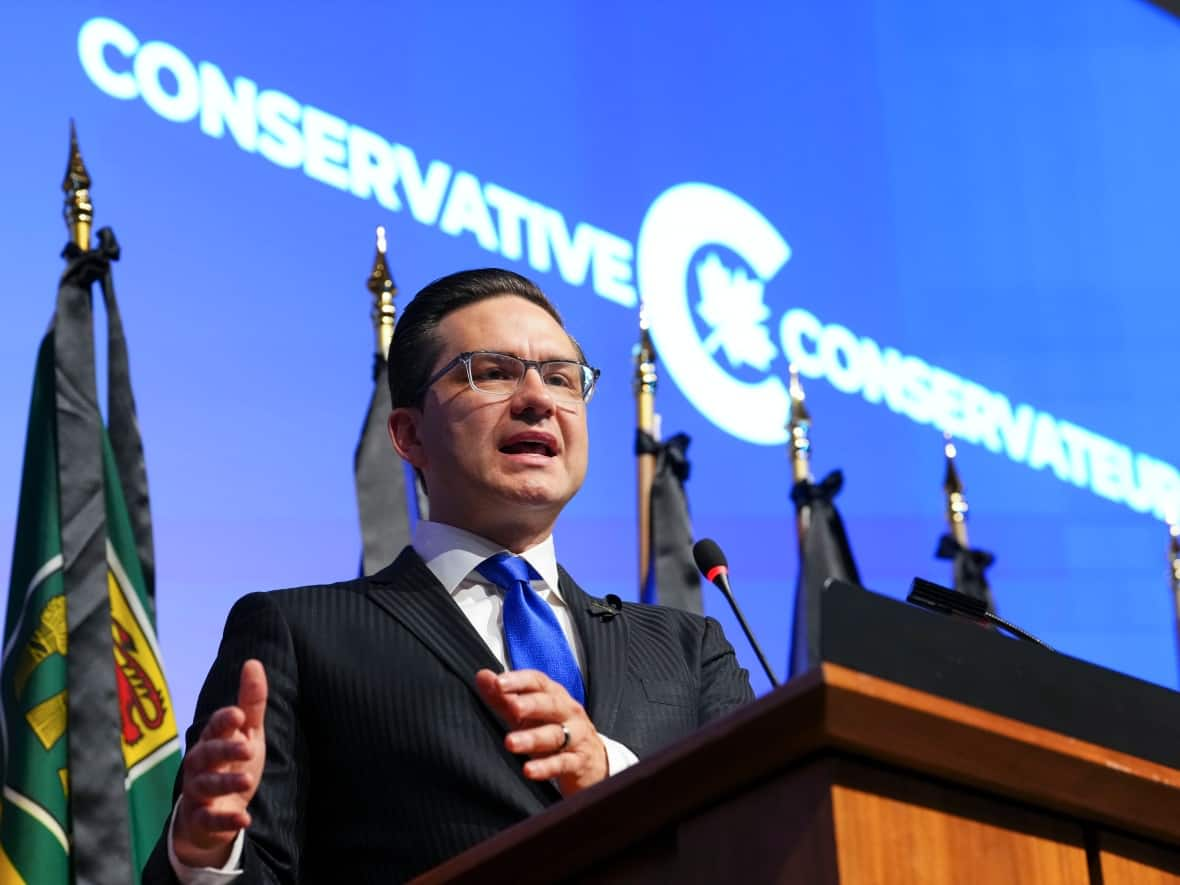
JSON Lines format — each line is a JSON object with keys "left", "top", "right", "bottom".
{"left": 412, "top": 520, "right": 562, "bottom": 599}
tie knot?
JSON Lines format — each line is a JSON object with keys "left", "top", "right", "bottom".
{"left": 476, "top": 552, "right": 540, "bottom": 591}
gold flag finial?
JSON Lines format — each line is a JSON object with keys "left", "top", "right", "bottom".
{"left": 787, "top": 365, "right": 813, "bottom": 540}
{"left": 944, "top": 433, "right": 970, "bottom": 548}
{"left": 62, "top": 120, "right": 93, "bottom": 250}
{"left": 634, "top": 302, "right": 658, "bottom": 589}
{"left": 633, "top": 302, "right": 657, "bottom": 399}
{"left": 367, "top": 226, "right": 398, "bottom": 361}
{"left": 787, "top": 365, "right": 813, "bottom": 485}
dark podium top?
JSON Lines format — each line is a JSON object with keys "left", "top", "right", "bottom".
{"left": 820, "top": 578, "right": 1180, "bottom": 769}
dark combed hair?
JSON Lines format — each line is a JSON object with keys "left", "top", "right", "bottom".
{"left": 388, "top": 267, "right": 577, "bottom": 409}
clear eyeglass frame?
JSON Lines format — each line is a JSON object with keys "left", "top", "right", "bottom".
{"left": 420, "top": 351, "right": 602, "bottom": 403}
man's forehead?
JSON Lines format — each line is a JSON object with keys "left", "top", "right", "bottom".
{"left": 436, "top": 295, "right": 579, "bottom": 356}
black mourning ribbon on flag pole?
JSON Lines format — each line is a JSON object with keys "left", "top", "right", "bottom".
{"left": 789, "top": 470, "right": 861, "bottom": 679}
{"left": 55, "top": 228, "right": 145, "bottom": 883}
{"left": 355, "top": 358, "right": 421, "bottom": 575}
{"left": 936, "top": 534, "right": 997, "bottom": 614}
{"left": 636, "top": 430, "right": 702, "bottom": 613}
{"left": 80, "top": 229, "right": 157, "bottom": 600}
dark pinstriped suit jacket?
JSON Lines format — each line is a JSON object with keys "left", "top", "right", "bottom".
{"left": 144, "top": 547, "right": 753, "bottom": 884}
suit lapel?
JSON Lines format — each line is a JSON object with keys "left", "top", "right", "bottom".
{"left": 560, "top": 566, "right": 628, "bottom": 737}
{"left": 366, "top": 548, "right": 560, "bottom": 805}
{"left": 366, "top": 547, "right": 504, "bottom": 683}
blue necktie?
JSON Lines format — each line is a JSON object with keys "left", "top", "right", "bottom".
{"left": 476, "top": 553, "right": 585, "bottom": 705}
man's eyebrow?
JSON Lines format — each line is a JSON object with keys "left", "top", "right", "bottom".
{"left": 484, "top": 349, "right": 582, "bottom": 362}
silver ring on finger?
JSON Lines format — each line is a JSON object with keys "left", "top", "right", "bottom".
{"left": 559, "top": 723, "right": 571, "bottom": 751}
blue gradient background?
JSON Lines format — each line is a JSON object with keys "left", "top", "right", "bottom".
{"left": 2, "top": 1, "right": 1179, "bottom": 732}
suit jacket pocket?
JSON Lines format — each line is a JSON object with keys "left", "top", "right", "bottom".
{"left": 641, "top": 678, "right": 695, "bottom": 707}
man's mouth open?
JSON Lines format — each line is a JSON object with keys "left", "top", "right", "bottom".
{"left": 499, "top": 434, "right": 558, "bottom": 457}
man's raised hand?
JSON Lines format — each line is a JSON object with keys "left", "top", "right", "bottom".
{"left": 172, "top": 659, "right": 268, "bottom": 868}
{"left": 475, "top": 668, "right": 608, "bottom": 796}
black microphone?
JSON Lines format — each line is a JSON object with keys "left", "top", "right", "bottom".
{"left": 692, "top": 539, "right": 780, "bottom": 688}
{"left": 907, "top": 578, "right": 1053, "bottom": 650}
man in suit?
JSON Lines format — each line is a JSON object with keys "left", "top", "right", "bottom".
{"left": 147, "top": 268, "right": 753, "bottom": 883}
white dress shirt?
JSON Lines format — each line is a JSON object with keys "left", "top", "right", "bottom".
{"left": 170, "top": 522, "right": 638, "bottom": 883}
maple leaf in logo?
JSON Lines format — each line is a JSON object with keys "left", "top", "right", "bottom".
{"left": 695, "top": 252, "right": 778, "bottom": 371}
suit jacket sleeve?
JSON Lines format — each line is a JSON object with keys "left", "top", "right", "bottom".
{"left": 698, "top": 614, "right": 756, "bottom": 724}
{"left": 144, "top": 592, "right": 307, "bottom": 885}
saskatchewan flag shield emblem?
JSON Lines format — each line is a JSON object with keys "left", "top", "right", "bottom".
{"left": 1, "top": 228, "right": 180, "bottom": 884}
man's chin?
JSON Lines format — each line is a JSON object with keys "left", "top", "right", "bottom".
{"left": 497, "top": 475, "right": 577, "bottom": 510}
{"left": 503, "top": 487, "right": 566, "bottom": 510}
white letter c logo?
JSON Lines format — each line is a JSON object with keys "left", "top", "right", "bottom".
{"left": 636, "top": 183, "right": 792, "bottom": 445}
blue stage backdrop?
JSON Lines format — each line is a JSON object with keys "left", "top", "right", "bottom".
{"left": 3, "top": 1, "right": 1180, "bottom": 729}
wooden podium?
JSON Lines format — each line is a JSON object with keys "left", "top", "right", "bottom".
{"left": 416, "top": 585, "right": 1180, "bottom": 883}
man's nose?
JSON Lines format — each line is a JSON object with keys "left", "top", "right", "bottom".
{"left": 511, "top": 365, "right": 555, "bottom": 413}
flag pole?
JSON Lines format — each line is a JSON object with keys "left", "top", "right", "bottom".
{"left": 943, "top": 433, "right": 970, "bottom": 548}
{"left": 63, "top": 119, "right": 93, "bottom": 251}
{"left": 786, "top": 365, "right": 813, "bottom": 541}
{"left": 367, "top": 225, "right": 397, "bottom": 361}
{"left": 786, "top": 365, "right": 861, "bottom": 677}
{"left": 935, "top": 433, "right": 997, "bottom": 611}
{"left": 355, "top": 225, "right": 421, "bottom": 574}
{"left": 634, "top": 305, "right": 657, "bottom": 591}
{"left": 1169, "top": 522, "right": 1180, "bottom": 679}
{"left": 39, "top": 121, "right": 181, "bottom": 880}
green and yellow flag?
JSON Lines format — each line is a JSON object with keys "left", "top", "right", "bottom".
{"left": 1, "top": 217, "right": 180, "bottom": 881}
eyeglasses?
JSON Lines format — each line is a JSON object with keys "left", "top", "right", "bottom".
{"left": 420, "top": 351, "right": 602, "bottom": 403}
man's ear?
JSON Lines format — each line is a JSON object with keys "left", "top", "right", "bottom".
{"left": 388, "top": 408, "right": 426, "bottom": 469}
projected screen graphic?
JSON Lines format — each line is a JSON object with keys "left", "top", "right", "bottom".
{"left": 3, "top": 1, "right": 1180, "bottom": 726}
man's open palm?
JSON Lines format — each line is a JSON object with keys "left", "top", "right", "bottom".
{"left": 172, "top": 659, "right": 268, "bottom": 869}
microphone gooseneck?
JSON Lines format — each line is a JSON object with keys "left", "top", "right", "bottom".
{"left": 692, "top": 539, "right": 780, "bottom": 688}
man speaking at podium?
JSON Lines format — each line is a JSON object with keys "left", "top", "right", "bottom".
{"left": 145, "top": 268, "right": 753, "bottom": 883}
